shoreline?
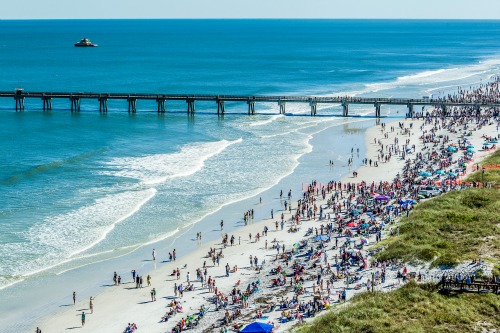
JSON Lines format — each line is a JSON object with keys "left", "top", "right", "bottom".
{"left": 32, "top": 116, "right": 422, "bottom": 333}
{"left": 12, "top": 116, "right": 374, "bottom": 333}
{"left": 28, "top": 112, "right": 500, "bottom": 332}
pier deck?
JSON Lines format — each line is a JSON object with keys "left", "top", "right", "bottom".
{"left": 2, "top": 90, "right": 499, "bottom": 117}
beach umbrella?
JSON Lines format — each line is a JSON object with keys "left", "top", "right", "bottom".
{"left": 346, "top": 222, "right": 357, "bottom": 227}
{"left": 419, "top": 171, "right": 432, "bottom": 177}
{"left": 448, "top": 172, "right": 457, "bottom": 177}
{"left": 466, "top": 145, "right": 474, "bottom": 148}
{"left": 360, "top": 223, "right": 370, "bottom": 228}
{"left": 447, "top": 146, "right": 457, "bottom": 152}
{"left": 240, "top": 322, "right": 274, "bottom": 333}
{"left": 435, "top": 170, "right": 444, "bottom": 175}
{"left": 375, "top": 195, "right": 390, "bottom": 201}
{"left": 406, "top": 148, "right": 412, "bottom": 152}
{"left": 366, "top": 213, "right": 376, "bottom": 220}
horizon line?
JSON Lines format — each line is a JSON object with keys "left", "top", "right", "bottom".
{"left": 1, "top": 17, "right": 500, "bottom": 21}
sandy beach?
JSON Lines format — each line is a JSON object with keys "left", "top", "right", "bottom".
{"left": 34, "top": 102, "right": 499, "bottom": 333}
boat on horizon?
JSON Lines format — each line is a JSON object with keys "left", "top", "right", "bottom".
{"left": 74, "top": 38, "right": 98, "bottom": 47}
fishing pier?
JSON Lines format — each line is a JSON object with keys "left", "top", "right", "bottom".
{"left": 2, "top": 90, "right": 500, "bottom": 117}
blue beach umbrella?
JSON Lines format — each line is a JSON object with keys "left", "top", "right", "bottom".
{"left": 435, "top": 170, "right": 444, "bottom": 175}
{"left": 448, "top": 172, "right": 457, "bottom": 177}
{"left": 466, "top": 145, "right": 474, "bottom": 149}
{"left": 240, "top": 322, "right": 274, "bottom": 333}
{"left": 447, "top": 146, "right": 457, "bottom": 152}
{"left": 419, "top": 171, "right": 432, "bottom": 177}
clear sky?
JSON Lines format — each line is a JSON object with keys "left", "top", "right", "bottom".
{"left": 2, "top": 0, "right": 500, "bottom": 19}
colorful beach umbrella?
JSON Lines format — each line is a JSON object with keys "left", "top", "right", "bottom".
{"left": 375, "top": 195, "right": 390, "bottom": 201}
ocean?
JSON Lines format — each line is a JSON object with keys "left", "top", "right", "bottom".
{"left": 0, "top": 19, "right": 499, "bottom": 331}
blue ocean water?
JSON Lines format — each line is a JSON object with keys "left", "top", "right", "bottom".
{"left": 0, "top": 19, "right": 499, "bottom": 331}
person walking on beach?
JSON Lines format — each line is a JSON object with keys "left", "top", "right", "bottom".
{"left": 35, "top": 327, "right": 41, "bottom": 333}
{"left": 152, "top": 248, "right": 156, "bottom": 261}
{"left": 220, "top": 220, "right": 224, "bottom": 231}
{"left": 147, "top": 274, "right": 151, "bottom": 287}
{"left": 72, "top": 291, "right": 76, "bottom": 305}
{"left": 131, "top": 269, "right": 136, "bottom": 282}
{"left": 89, "top": 296, "right": 94, "bottom": 314}
{"left": 173, "top": 249, "right": 177, "bottom": 261}
{"left": 81, "top": 312, "right": 86, "bottom": 327}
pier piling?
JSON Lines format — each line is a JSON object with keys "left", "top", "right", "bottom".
{"left": 157, "top": 98, "right": 166, "bottom": 113}
{"left": 127, "top": 97, "right": 137, "bottom": 113}
{"left": 309, "top": 100, "right": 317, "bottom": 116}
{"left": 217, "top": 99, "right": 225, "bottom": 115}
{"left": 70, "top": 97, "right": 81, "bottom": 112}
{"left": 247, "top": 100, "right": 255, "bottom": 115}
{"left": 187, "top": 99, "right": 195, "bottom": 114}
{"left": 407, "top": 103, "right": 414, "bottom": 118}
{"left": 374, "top": 102, "right": 381, "bottom": 118}
{"left": 279, "top": 100, "right": 286, "bottom": 114}
{"left": 342, "top": 101, "right": 349, "bottom": 116}
{"left": 99, "top": 97, "right": 108, "bottom": 113}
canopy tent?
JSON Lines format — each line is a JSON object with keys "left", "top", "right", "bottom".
{"left": 240, "top": 322, "right": 274, "bottom": 333}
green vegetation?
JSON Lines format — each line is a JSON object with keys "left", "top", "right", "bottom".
{"left": 465, "top": 150, "right": 500, "bottom": 185}
{"left": 374, "top": 188, "right": 500, "bottom": 267}
{"left": 297, "top": 282, "right": 500, "bottom": 333}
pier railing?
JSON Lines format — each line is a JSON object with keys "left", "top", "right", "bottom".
{"left": 1, "top": 90, "right": 499, "bottom": 117}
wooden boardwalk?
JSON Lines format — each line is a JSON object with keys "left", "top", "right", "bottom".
{"left": 2, "top": 90, "right": 500, "bottom": 117}
{"left": 437, "top": 280, "right": 500, "bottom": 295}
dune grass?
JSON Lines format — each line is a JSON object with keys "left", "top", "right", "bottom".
{"left": 465, "top": 150, "right": 500, "bottom": 185}
{"left": 374, "top": 188, "right": 500, "bottom": 267}
{"left": 297, "top": 282, "right": 500, "bottom": 333}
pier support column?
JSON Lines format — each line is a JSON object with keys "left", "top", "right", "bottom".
{"left": 278, "top": 100, "right": 286, "bottom": 114}
{"left": 309, "top": 100, "right": 317, "bottom": 116}
{"left": 15, "top": 96, "right": 25, "bottom": 111}
{"left": 475, "top": 105, "right": 481, "bottom": 117}
{"left": 99, "top": 97, "right": 108, "bottom": 113}
{"left": 217, "top": 100, "right": 225, "bottom": 115}
{"left": 70, "top": 97, "right": 81, "bottom": 112}
{"left": 441, "top": 104, "right": 447, "bottom": 117}
{"left": 157, "top": 99, "right": 166, "bottom": 113}
{"left": 407, "top": 103, "right": 414, "bottom": 118}
{"left": 42, "top": 97, "right": 52, "bottom": 111}
{"left": 186, "top": 99, "right": 195, "bottom": 115}
{"left": 128, "top": 98, "right": 137, "bottom": 114}
{"left": 247, "top": 100, "right": 255, "bottom": 115}
{"left": 374, "top": 102, "right": 381, "bottom": 118}
{"left": 342, "top": 101, "right": 349, "bottom": 116}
